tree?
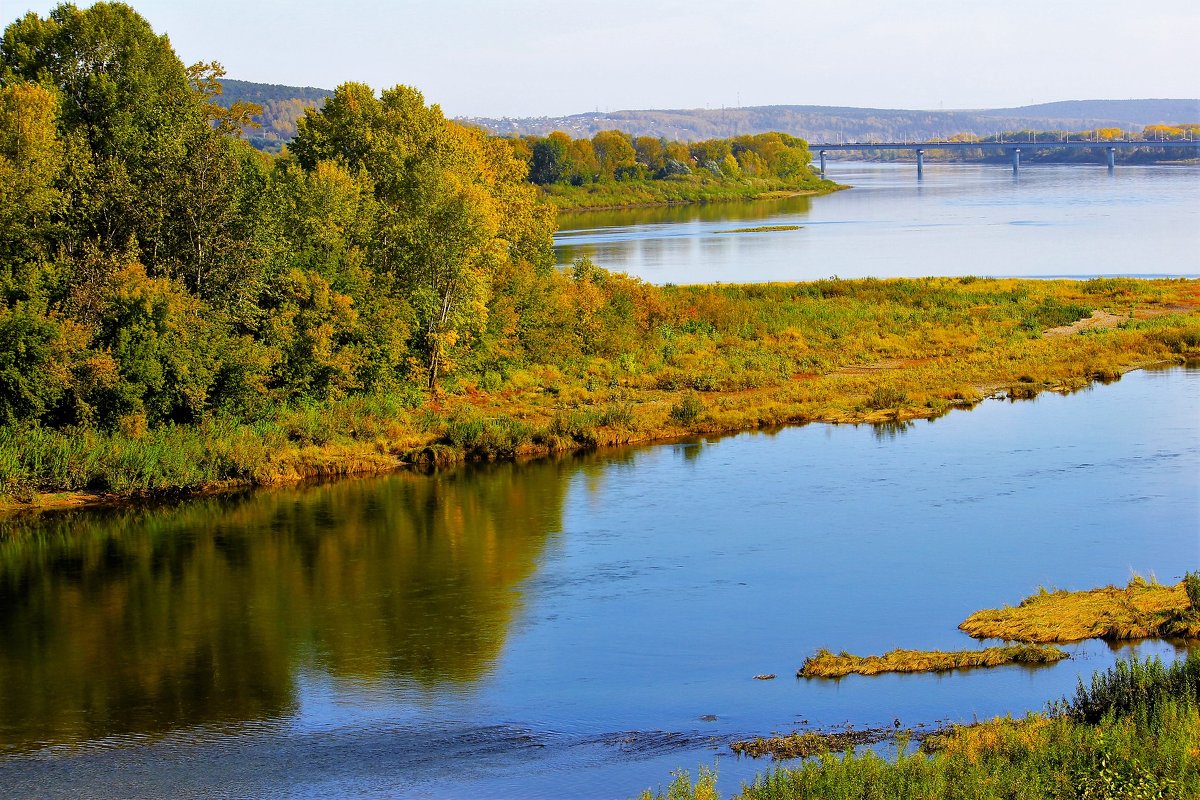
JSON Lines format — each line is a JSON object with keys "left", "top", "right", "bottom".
{"left": 634, "top": 136, "right": 665, "bottom": 172}
{"left": 0, "top": 82, "right": 63, "bottom": 269}
{"left": 529, "top": 136, "right": 566, "bottom": 185}
{"left": 591, "top": 130, "right": 636, "bottom": 180}
{"left": 291, "top": 83, "right": 554, "bottom": 391}
{"left": 1, "top": 4, "right": 262, "bottom": 301}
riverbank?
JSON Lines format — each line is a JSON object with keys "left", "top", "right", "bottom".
{"left": 541, "top": 175, "right": 843, "bottom": 211}
{"left": 2, "top": 275, "right": 1198, "bottom": 516}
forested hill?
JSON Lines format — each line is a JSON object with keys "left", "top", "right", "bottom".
{"left": 213, "top": 79, "right": 332, "bottom": 151}
{"left": 218, "top": 79, "right": 331, "bottom": 105}
{"left": 460, "top": 99, "right": 1199, "bottom": 143}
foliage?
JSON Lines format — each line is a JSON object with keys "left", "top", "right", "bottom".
{"left": 1065, "top": 652, "right": 1200, "bottom": 725}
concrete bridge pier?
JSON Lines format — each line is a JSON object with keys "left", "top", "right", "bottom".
{"left": 916, "top": 149, "right": 924, "bottom": 180}
{"left": 1107, "top": 147, "right": 1116, "bottom": 172}
{"left": 1011, "top": 148, "right": 1021, "bottom": 175}
{"left": 819, "top": 150, "right": 826, "bottom": 177}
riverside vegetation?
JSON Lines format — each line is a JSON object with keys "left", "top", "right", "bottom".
{"left": 642, "top": 651, "right": 1200, "bottom": 800}
{"left": 696, "top": 576, "right": 1200, "bottom": 798}
{"left": 517, "top": 128, "right": 840, "bottom": 210}
{"left": 3, "top": 5, "right": 1200, "bottom": 511}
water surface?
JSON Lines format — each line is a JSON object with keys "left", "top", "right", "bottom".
{"left": 556, "top": 162, "right": 1200, "bottom": 283}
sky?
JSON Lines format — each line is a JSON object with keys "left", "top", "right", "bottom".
{"left": 10, "top": 0, "right": 1200, "bottom": 118}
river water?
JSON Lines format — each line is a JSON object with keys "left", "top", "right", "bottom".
{"left": 556, "top": 162, "right": 1200, "bottom": 284}
{"left": 1, "top": 163, "right": 1198, "bottom": 799}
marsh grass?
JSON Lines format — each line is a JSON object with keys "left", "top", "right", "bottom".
{"left": 732, "top": 729, "right": 891, "bottom": 760}
{"left": 959, "top": 577, "right": 1200, "bottom": 643}
{"left": 798, "top": 644, "right": 1068, "bottom": 678}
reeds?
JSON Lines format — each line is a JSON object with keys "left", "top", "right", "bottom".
{"left": 798, "top": 644, "right": 1068, "bottom": 678}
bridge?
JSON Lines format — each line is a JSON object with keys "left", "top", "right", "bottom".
{"left": 809, "top": 140, "right": 1200, "bottom": 178}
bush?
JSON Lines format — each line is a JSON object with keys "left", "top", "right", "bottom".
{"left": 1185, "top": 571, "right": 1200, "bottom": 613}
{"left": 867, "top": 385, "right": 908, "bottom": 410}
{"left": 1065, "top": 651, "right": 1200, "bottom": 725}
{"left": 669, "top": 394, "right": 704, "bottom": 425}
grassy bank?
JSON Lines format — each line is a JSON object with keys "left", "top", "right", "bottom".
{"left": 541, "top": 175, "right": 841, "bottom": 211}
{"left": 798, "top": 645, "right": 1068, "bottom": 678}
{"left": 3, "top": 275, "right": 1199, "bottom": 512}
{"left": 640, "top": 651, "right": 1200, "bottom": 800}
{"left": 960, "top": 575, "right": 1200, "bottom": 643}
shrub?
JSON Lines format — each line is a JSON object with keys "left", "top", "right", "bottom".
{"left": 669, "top": 394, "right": 704, "bottom": 425}
{"left": 1065, "top": 651, "right": 1200, "bottom": 725}
{"left": 1185, "top": 571, "right": 1200, "bottom": 613}
{"left": 867, "top": 385, "right": 908, "bottom": 410}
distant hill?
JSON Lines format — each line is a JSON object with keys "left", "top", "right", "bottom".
{"left": 974, "top": 99, "right": 1199, "bottom": 125}
{"left": 214, "top": 79, "right": 333, "bottom": 152}
{"left": 215, "top": 82, "right": 1198, "bottom": 150}
{"left": 461, "top": 99, "right": 1200, "bottom": 143}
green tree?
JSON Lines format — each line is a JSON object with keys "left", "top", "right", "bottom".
{"left": 529, "top": 136, "right": 565, "bottom": 185}
{"left": 0, "top": 82, "right": 63, "bottom": 269}
{"left": 591, "top": 130, "right": 636, "bottom": 180}
{"left": 292, "top": 84, "right": 553, "bottom": 391}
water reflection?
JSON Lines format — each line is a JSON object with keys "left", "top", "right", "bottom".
{"left": 0, "top": 461, "right": 570, "bottom": 752}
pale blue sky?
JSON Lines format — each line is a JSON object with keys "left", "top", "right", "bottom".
{"left": 10, "top": 1, "right": 1200, "bottom": 117}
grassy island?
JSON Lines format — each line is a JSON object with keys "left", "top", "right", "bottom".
{"left": 960, "top": 575, "right": 1200, "bottom": 643}
{"left": 540, "top": 176, "right": 839, "bottom": 212}
{"left": 798, "top": 644, "right": 1068, "bottom": 678}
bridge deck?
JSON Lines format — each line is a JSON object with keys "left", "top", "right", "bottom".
{"left": 812, "top": 140, "right": 1199, "bottom": 152}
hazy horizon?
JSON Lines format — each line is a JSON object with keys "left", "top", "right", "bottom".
{"left": 10, "top": 1, "right": 1199, "bottom": 119}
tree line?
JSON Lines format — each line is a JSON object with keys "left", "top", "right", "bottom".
{"left": 0, "top": 2, "right": 567, "bottom": 436}
{"left": 512, "top": 129, "right": 815, "bottom": 186}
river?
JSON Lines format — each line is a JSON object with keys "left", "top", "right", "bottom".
{"left": 1, "top": 163, "right": 1198, "bottom": 799}
{"left": 556, "top": 162, "right": 1200, "bottom": 284}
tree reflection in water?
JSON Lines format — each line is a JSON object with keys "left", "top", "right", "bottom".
{"left": 0, "top": 459, "right": 571, "bottom": 752}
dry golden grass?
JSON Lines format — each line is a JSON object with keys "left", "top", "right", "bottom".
{"left": 959, "top": 578, "right": 1200, "bottom": 643}
{"left": 798, "top": 644, "right": 1068, "bottom": 678}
